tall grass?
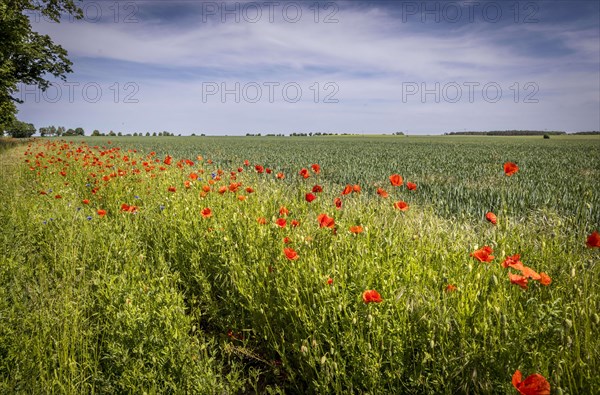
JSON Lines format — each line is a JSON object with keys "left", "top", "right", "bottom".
{"left": 0, "top": 136, "right": 598, "bottom": 394}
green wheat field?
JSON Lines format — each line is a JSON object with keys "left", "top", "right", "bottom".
{"left": 1, "top": 135, "right": 598, "bottom": 394}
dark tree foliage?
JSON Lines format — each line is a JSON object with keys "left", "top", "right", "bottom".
{"left": 0, "top": 0, "right": 82, "bottom": 128}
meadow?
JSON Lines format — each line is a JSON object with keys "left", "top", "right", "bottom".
{"left": 0, "top": 135, "right": 598, "bottom": 394}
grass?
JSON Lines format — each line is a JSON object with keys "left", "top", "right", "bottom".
{"left": 0, "top": 135, "right": 598, "bottom": 394}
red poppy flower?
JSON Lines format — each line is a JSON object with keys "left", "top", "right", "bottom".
{"left": 276, "top": 172, "right": 285, "bottom": 179}
{"left": 349, "top": 225, "right": 364, "bottom": 234}
{"left": 406, "top": 182, "right": 417, "bottom": 191}
{"left": 445, "top": 284, "right": 457, "bottom": 292}
{"left": 237, "top": 195, "right": 246, "bottom": 201}
{"left": 121, "top": 203, "right": 137, "bottom": 213}
{"left": 352, "top": 184, "right": 361, "bottom": 193}
{"left": 362, "top": 290, "right": 382, "bottom": 303}
{"left": 501, "top": 254, "right": 524, "bottom": 271}
{"left": 509, "top": 273, "right": 528, "bottom": 289}
{"left": 327, "top": 277, "right": 333, "bottom": 285}
{"left": 54, "top": 194, "right": 62, "bottom": 199}
{"left": 97, "top": 209, "right": 107, "bottom": 217}
{"left": 311, "top": 164, "right": 321, "bottom": 174}
{"left": 299, "top": 168, "right": 310, "bottom": 179}
{"left": 291, "top": 219, "right": 300, "bottom": 227}
{"left": 189, "top": 172, "right": 199, "bottom": 180}
{"left": 218, "top": 186, "right": 227, "bottom": 194}
{"left": 312, "top": 185, "right": 323, "bottom": 193}
{"left": 521, "top": 266, "right": 541, "bottom": 281}
{"left": 341, "top": 185, "right": 352, "bottom": 195}
{"left": 266, "top": 168, "right": 272, "bottom": 174}
{"left": 305, "top": 193, "right": 316, "bottom": 203}
{"left": 257, "top": 217, "right": 267, "bottom": 225}
{"left": 255, "top": 165, "right": 264, "bottom": 173}
{"left": 284, "top": 247, "right": 299, "bottom": 260}
{"left": 470, "top": 246, "right": 494, "bottom": 262}
{"left": 275, "top": 218, "right": 287, "bottom": 228}
{"left": 39, "top": 190, "right": 47, "bottom": 195}
{"left": 376, "top": 188, "right": 389, "bottom": 198}
{"left": 164, "top": 155, "right": 172, "bottom": 165}
{"left": 168, "top": 186, "right": 176, "bottom": 193}
{"left": 279, "top": 206, "right": 289, "bottom": 216}
{"left": 82, "top": 199, "right": 90, "bottom": 205}
{"left": 586, "top": 231, "right": 600, "bottom": 248}
{"left": 283, "top": 237, "right": 291, "bottom": 244}
{"left": 317, "top": 213, "right": 335, "bottom": 228}
{"left": 184, "top": 181, "right": 191, "bottom": 189}
{"left": 244, "top": 159, "right": 250, "bottom": 166}
{"left": 539, "top": 272, "right": 552, "bottom": 286}
{"left": 485, "top": 211, "right": 497, "bottom": 225}
{"left": 504, "top": 162, "right": 519, "bottom": 176}
{"left": 512, "top": 370, "right": 550, "bottom": 395}
{"left": 389, "top": 174, "right": 403, "bottom": 187}
{"left": 201, "top": 208, "right": 212, "bottom": 218}
{"left": 393, "top": 201, "right": 409, "bottom": 211}
{"left": 202, "top": 185, "right": 211, "bottom": 193}
{"left": 245, "top": 187, "right": 254, "bottom": 194}
{"left": 334, "top": 197, "right": 342, "bottom": 210}
{"left": 237, "top": 167, "right": 243, "bottom": 173}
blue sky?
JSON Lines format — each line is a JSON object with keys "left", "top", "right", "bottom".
{"left": 18, "top": 0, "right": 600, "bottom": 135}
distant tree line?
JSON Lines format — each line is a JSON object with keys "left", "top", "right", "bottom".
{"left": 445, "top": 130, "right": 566, "bottom": 136}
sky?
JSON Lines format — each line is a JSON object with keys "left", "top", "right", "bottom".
{"left": 17, "top": 0, "right": 600, "bottom": 135}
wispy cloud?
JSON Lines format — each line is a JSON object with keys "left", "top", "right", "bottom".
{"left": 18, "top": 0, "right": 600, "bottom": 134}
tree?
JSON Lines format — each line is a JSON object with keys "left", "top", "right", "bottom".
{"left": 74, "top": 127, "right": 84, "bottom": 136}
{"left": 56, "top": 126, "right": 65, "bottom": 136}
{"left": 65, "top": 128, "right": 75, "bottom": 136}
{"left": 6, "top": 119, "right": 35, "bottom": 138}
{"left": 108, "top": 131, "right": 116, "bottom": 137}
{"left": 91, "top": 129, "right": 100, "bottom": 136}
{"left": 145, "top": 132, "right": 150, "bottom": 137}
{"left": 0, "top": 0, "right": 82, "bottom": 129}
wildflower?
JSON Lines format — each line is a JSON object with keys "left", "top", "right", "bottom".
{"left": 389, "top": 174, "right": 403, "bottom": 187}
{"left": 275, "top": 218, "right": 287, "bottom": 228}
{"left": 362, "top": 290, "right": 382, "bottom": 303}
{"left": 317, "top": 213, "right": 335, "bottom": 228}
{"left": 393, "top": 201, "right": 409, "bottom": 211}
{"left": 201, "top": 208, "right": 212, "bottom": 218}
{"left": 352, "top": 184, "right": 361, "bottom": 193}
{"left": 279, "top": 206, "right": 289, "bottom": 216}
{"left": 299, "top": 168, "right": 310, "bottom": 179}
{"left": 245, "top": 187, "right": 254, "bottom": 194}
{"left": 305, "top": 193, "right": 316, "bottom": 203}
{"left": 504, "top": 162, "right": 519, "bottom": 176}
{"left": 97, "top": 209, "right": 107, "bottom": 217}
{"left": 255, "top": 165, "right": 264, "bottom": 173}
{"left": 291, "top": 219, "right": 300, "bottom": 227}
{"left": 586, "top": 231, "right": 600, "bottom": 248}
{"left": 327, "top": 277, "right": 333, "bottom": 285}
{"left": 486, "top": 211, "right": 497, "bottom": 225}
{"left": 521, "top": 266, "right": 541, "bottom": 281}
{"left": 312, "top": 185, "right": 323, "bottom": 193}
{"left": 512, "top": 370, "right": 550, "bottom": 395}
{"left": 82, "top": 199, "right": 90, "bottom": 205}
{"left": 445, "top": 284, "right": 457, "bottom": 292}
{"left": 349, "top": 225, "right": 364, "bottom": 234}
{"left": 311, "top": 164, "right": 321, "bottom": 174}
{"left": 284, "top": 248, "right": 299, "bottom": 260}
{"left": 168, "top": 186, "right": 176, "bottom": 193}
{"left": 406, "top": 182, "right": 417, "bottom": 191}
{"left": 164, "top": 155, "right": 172, "bottom": 165}
{"left": 502, "top": 254, "right": 524, "bottom": 271}
{"left": 509, "top": 273, "right": 528, "bottom": 289}
{"left": 376, "top": 188, "right": 389, "bottom": 198}
{"left": 341, "top": 185, "right": 352, "bottom": 195}
{"left": 470, "top": 246, "right": 494, "bottom": 262}
{"left": 539, "top": 272, "right": 552, "bottom": 286}
{"left": 334, "top": 197, "right": 342, "bottom": 209}
{"left": 276, "top": 172, "right": 285, "bottom": 179}
{"left": 257, "top": 217, "right": 267, "bottom": 225}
